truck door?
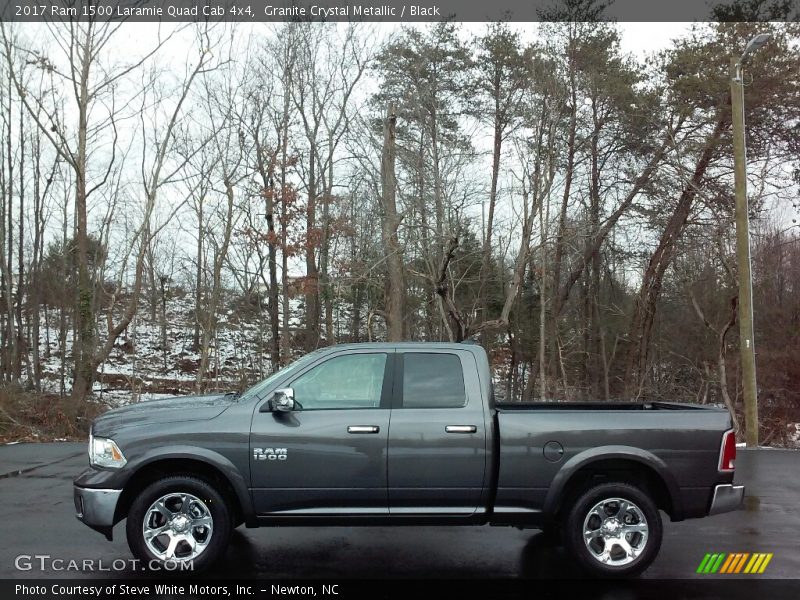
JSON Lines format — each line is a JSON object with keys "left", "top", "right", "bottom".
{"left": 387, "top": 349, "right": 488, "bottom": 515}
{"left": 250, "top": 350, "right": 393, "bottom": 515}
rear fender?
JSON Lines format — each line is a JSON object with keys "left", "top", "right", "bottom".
{"left": 542, "top": 445, "right": 683, "bottom": 519}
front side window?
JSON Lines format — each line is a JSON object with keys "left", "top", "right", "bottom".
{"left": 242, "top": 348, "right": 326, "bottom": 401}
{"left": 290, "top": 353, "right": 387, "bottom": 410}
{"left": 402, "top": 353, "right": 467, "bottom": 408}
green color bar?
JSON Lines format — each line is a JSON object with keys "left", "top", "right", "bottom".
{"left": 703, "top": 554, "right": 718, "bottom": 573}
{"left": 697, "top": 554, "right": 712, "bottom": 574}
{"left": 710, "top": 553, "right": 727, "bottom": 573}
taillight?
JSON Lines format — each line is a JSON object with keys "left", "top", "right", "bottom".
{"left": 719, "top": 429, "right": 736, "bottom": 471}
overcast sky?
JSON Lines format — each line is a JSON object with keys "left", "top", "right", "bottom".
{"left": 104, "top": 20, "right": 693, "bottom": 54}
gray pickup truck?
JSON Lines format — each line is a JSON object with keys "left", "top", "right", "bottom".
{"left": 74, "top": 342, "right": 743, "bottom": 576}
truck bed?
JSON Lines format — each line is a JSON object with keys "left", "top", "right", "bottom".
{"left": 492, "top": 400, "right": 733, "bottom": 523}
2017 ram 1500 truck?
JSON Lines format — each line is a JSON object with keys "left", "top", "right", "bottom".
{"left": 74, "top": 342, "right": 744, "bottom": 576}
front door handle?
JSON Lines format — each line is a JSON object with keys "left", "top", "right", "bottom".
{"left": 445, "top": 425, "right": 477, "bottom": 434}
{"left": 347, "top": 425, "right": 380, "bottom": 434}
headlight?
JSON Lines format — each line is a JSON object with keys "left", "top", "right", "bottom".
{"left": 89, "top": 434, "right": 127, "bottom": 468}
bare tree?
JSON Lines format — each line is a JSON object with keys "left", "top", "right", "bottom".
{"left": 1, "top": 20, "right": 187, "bottom": 400}
{"left": 195, "top": 34, "right": 247, "bottom": 389}
{"left": 475, "top": 23, "right": 526, "bottom": 337}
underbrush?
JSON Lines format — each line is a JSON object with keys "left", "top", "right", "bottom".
{"left": 0, "top": 385, "right": 106, "bottom": 443}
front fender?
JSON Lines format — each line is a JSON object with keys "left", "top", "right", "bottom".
{"left": 127, "top": 445, "right": 256, "bottom": 525}
{"left": 542, "top": 445, "right": 683, "bottom": 519}
{"left": 75, "top": 444, "right": 256, "bottom": 528}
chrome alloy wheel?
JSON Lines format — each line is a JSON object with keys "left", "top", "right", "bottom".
{"left": 582, "top": 497, "right": 649, "bottom": 566}
{"left": 142, "top": 492, "right": 213, "bottom": 562}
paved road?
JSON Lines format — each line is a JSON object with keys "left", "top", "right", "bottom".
{"left": 0, "top": 443, "right": 797, "bottom": 579}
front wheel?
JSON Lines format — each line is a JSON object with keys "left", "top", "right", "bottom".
{"left": 563, "top": 482, "right": 662, "bottom": 577}
{"left": 126, "top": 475, "right": 232, "bottom": 571}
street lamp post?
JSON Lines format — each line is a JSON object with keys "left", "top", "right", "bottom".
{"left": 730, "top": 33, "right": 769, "bottom": 448}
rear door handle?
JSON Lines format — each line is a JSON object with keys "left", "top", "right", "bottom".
{"left": 445, "top": 425, "right": 477, "bottom": 434}
{"left": 347, "top": 425, "right": 380, "bottom": 434}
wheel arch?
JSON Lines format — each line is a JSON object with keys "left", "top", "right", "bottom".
{"left": 543, "top": 446, "right": 682, "bottom": 521}
{"left": 114, "top": 447, "right": 255, "bottom": 527}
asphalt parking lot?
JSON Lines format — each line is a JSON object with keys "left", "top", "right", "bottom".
{"left": 0, "top": 443, "right": 797, "bottom": 580}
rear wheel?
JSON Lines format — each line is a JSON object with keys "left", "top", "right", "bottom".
{"left": 563, "top": 481, "right": 662, "bottom": 577}
{"left": 538, "top": 523, "right": 562, "bottom": 545}
{"left": 126, "top": 475, "right": 232, "bottom": 571}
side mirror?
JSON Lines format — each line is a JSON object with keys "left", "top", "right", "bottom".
{"left": 269, "top": 388, "right": 295, "bottom": 413}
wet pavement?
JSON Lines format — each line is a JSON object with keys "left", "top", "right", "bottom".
{"left": 0, "top": 443, "right": 797, "bottom": 580}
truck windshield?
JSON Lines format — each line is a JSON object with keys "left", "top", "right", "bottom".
{"left": 239, "top": 349, "right": 327, "bottom": 402}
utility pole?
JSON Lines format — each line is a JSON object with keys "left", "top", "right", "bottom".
{"left": 730, "top": 33, "right": 769, "bottom": 448}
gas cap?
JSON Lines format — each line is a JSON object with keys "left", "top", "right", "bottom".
{"left": 543, "top": 441, "right": 564, "bottom": 462}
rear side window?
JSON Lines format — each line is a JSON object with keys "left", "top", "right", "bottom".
{"left": 402, "top": 353, "right": 466, "bottom": 408}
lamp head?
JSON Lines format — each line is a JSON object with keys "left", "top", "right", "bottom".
{"left": 741, "top": 33, "right": 771, "bottom": 64}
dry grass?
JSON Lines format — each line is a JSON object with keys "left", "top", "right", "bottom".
{"left": 0, "top": 385, "right": 106, "bottom": 444}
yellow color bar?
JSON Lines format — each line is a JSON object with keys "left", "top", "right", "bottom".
{"left": 757, "top": 553, "right": 773, "bottom": 574}
{"left": 748, "top": 554, "right": 766, "bottom": 573}
{"left": 743, "top": 554, "right": 759, "bottom": 573}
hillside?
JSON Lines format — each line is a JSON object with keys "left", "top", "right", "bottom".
{"left": 36, "top": 288, "right": 303, "bottom": 407}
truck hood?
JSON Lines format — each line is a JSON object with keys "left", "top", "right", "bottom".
{"left": 91, "top": 393, "right": 235, "bottom": 437}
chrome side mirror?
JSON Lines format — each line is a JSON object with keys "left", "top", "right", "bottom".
{"left": 270, "top": 388, "right": 295, "bottom": 412}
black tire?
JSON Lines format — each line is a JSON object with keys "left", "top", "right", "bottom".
{"left": 126, "top": 475, "right": 232, "bottom": 572}
{"left": 537, "top": 523, "right": 562, "bottom": 546}
{"left": 563, "top": 481, "right": 662, "bottom": 578}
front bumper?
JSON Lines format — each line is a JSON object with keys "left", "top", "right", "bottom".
{"left": 74, "top": 485, "right": 121, "bottom": 540}
{"left": 709, "top": 483, "right": 745, "bottom": 515}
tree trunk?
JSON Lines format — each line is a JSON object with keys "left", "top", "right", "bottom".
{"left": 266, "top": 177, "right": 281, "bottom": 370}
{"left": 146, "top": 244, "right": 157, "bottom": 322}
{"left": 690, "top": 290, "right": 740, "bottom": 432}
{"left": 350, "top": 200, "right": 362, "bottom": 343}
{"left": 160, "top": 276, "right": 168, "bottom": 372}
{"left": 587, "top": 114, "right": 602, "bottom": 398}
{"left": 320, "top": 136, "right": 335, "bottom": 345}
{"left": 548, "top": 56, "right": 578, "bottom": 388}
{"left": 304, "top": 146, "right": 320, "bottom": 351}
{"left": 430, "top": 112, "right": 445, "bottom": 277}
{"left": 31, "top": 141, "right": 43, "bottom": 390}
{"left": 71, "top": 27, "right": 97, "bottom": 402}
{"left": 435, "top": 236, "right": 465, "bottom": 342}
{"left": 16, "top": 95, "right": 25, "bottom": 383}
{"left": 622, "top": 117, "right": 727, "bottom": 397}
{"left": 479, "top": 105, "right": 503, "bottom": 329}
{"left": 253, "top": 125, "right": 280, "bottom": 371}
{"left": 2, "top": 71, "right": 17, "bottom": 382}
{"left": 194, "top": 197, "right": 203, "bottom": 350}
{"left": 380, "top": 104, "right": 405, "bottom": 342}
{"left": 278, "top": 83, "right": 292, "bottom": 364}
{"left": 197, "top": 181, "right": 235, "bottom": 390}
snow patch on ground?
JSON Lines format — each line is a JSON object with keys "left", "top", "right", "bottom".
{"left": 787, "top": 423, "right": 800, "bottom": 448}
{"left": 36, "top": 290, "right": 306, "bottom": 406}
